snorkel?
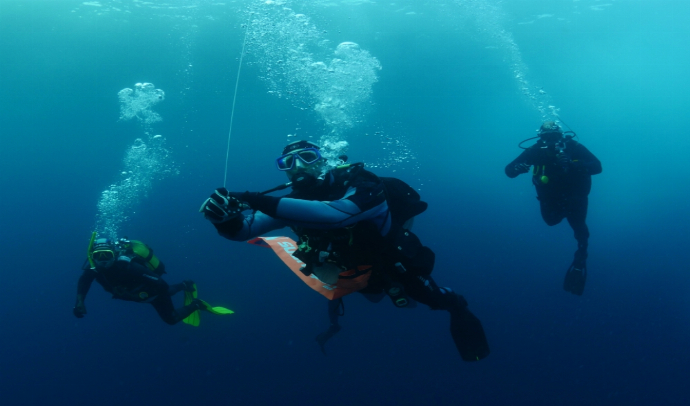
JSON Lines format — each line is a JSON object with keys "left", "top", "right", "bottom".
{"left": 87, "top": 231, "right": 97, "bottom": 269}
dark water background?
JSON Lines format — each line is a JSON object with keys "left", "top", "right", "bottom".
{"left": 1, "top": 1, "right": 689, "bottom": 405}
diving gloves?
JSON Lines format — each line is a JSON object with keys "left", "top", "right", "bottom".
{"left": 199, "top": 188, "right": 243, "bottom": 223}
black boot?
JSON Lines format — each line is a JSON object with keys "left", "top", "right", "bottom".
{"left": 564, "top": 245, "right": 588, "bottom": 295}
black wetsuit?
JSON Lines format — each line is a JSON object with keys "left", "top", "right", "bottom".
{"left": 76, "top": 257, "right": 193, "bottom": 325}
{"left": 505, "top": 138, "right": 602, "bottom": 251}
{"left": 216, "top": 165, "right": 461, "bottom": 312}
{"left": 214, "top": 164, "right": 489, "bottom": 360}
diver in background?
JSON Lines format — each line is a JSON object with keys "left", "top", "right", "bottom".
{"left": 73, "top": 237, "right": 209, "bottom": 324}
{"left": 505, "top": 121, "right": 602, "bottom": 295}
{"left": 200, "top": 140, "right": 490, "bottom": 361}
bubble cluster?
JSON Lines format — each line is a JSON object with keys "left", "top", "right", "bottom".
{"left": 245, "top": 1, "right": 381, "bottom": 134}
{"left": 365, "top": 130, "right": 417, "bottom": 171}
{"left": 95, "top": 135, "right": 177, "bottom": 239}
{"left": 318, "top": 134, "right": 349, "bottom": 168}
{"left": 97, "top": 82, "right": 176, "bottom": 239}
{"left": 118, "top": 83, "right": 166, "bottom": 128}
{"left": 452, "top": 0, "right": 558, "bottom": 121}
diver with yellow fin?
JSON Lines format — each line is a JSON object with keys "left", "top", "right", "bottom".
{"left": 73, "top": 233, "right": 233, "bottom": 325}
{"left": 200, "top": 140, "right": 489, "bottom": 361}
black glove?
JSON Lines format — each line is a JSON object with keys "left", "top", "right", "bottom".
{"left": 226, "top": 191, "right": 281, "bottom": 217}
{"left": 199, "top": 188, "right": 243, "bottom": 223}
{"left": 514, "top": 163, "right": 530, "bottom": 174}
{"left": 73, "top": 297, "right": 86, "bottom": 318}
{"left": 556, "top": 153, "right": 571, "bottom": 168}
{"left": 226, "top": 191, "right": 261, "bottom": 209}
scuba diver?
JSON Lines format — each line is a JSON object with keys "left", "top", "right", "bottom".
{"left": 73, "top": 236, "right": 229, "bottom": 325}
{"left": 200, "top": 140, "right": 490, "bottom": 361}
{"left": 505, "top": 121, "right": 602, "bottom": 295}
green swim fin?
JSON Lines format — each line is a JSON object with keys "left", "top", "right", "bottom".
{"left": 197, "top": 299, "right": 234, "bottom": 315}
{"left": 563, "top": 259, "right": 587, "bottom": 296}
{"left": 182, "top": 284, "right": 234, "bottom": 326}
{"left": 183, "top": 283, "right": 200, "bottom": 327}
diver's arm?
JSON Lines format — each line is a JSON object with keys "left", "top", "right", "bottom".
{"left": 76, "top": 267, "right": 97, "bottom": 300}
{"left": 274, "top": 197, "right": 386, "bottom": 229}
{"left": 216, "top": 180, "right": 388, "bottom": 235}
{"left": 272, "top": 184, "right": 389, "bottom": 230}
{"left": 505, "top": 149, "right": 533, "bottom": 178}
{"left": 217, "top": 195, "right": 387, "bottom": 235}
{"left": 571, "top": 143, "right": 602, "bottom": 175}
{"left": 214, "top": 210, "right": 289, "bottom": 241}
{"left": 74, "top": 267, "right": 96, "bottom": 316}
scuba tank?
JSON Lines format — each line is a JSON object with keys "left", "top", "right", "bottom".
{"left": 117, "top": 238, "right": 166, "bottom": 275}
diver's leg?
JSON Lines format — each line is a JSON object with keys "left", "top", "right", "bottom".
{"left": 150, "top": 294, "right": 180, "bottom": 325}
{"left": 539, "top": 195, "right": 566, "bottom": 226}
{"left": 315, "top": 298, "right": 343, "bottom": 355}
{"left": 566, "top": 196, "right": 590, "bottom": 262}
{"left": 562, "top": 196, "right": 589, "bottom": 295}
{"left": 396, "top": 258, "right": 489, "bottom": 361}
{"left": 167, "top": 280, "right": 195, "bottom": 297}
{"left": 151, "top": 293, "right": 201, "bottom": 325}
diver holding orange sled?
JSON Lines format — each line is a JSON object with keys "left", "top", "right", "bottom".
{"left": 200, "top": 140, "right": 489, "bottom": 361}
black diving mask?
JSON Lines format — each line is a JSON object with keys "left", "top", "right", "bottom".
{"left": 539, "top": 131, "right": 564, "bottom": 145}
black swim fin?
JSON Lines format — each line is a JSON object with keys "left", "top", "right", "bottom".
{"left": 563, "top": 258, "right": 587, "bottom": 296}
{"left": 450, "top": 307, "right": 490, "bottom": 362}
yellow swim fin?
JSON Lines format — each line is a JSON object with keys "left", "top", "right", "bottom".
{"left": 182, "top": 284, "right": 234, "bottom": 326}
{"left": 198, "top": 299, "right": 234, "bottom": 315}
{"left": 183, "top": 283, "right": 200, "bottom": 327}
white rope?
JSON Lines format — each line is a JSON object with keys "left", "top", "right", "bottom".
{"left": 223, "top": 19, "right": 251, "bottom": 187}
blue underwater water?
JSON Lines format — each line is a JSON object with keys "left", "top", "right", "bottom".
{"left": 1, "top": 0, "right": 689, "bottom": 405}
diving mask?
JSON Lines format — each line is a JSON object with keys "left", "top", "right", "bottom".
{"left": 92, "top": 249, "right": 115, "bottom": 268}
{"left": 276, "top": 148, "right": 322, "bottom": 171}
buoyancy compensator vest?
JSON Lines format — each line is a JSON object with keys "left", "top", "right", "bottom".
{"left": 290, "top": 163, "right": 428, "bottom": 279}
{"left": 116, "top": 238, "right": 166, "bottom": 276}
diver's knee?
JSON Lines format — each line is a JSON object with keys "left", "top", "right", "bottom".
{"left": 162, "top": 312, "right": 180, "bottom": 325}
{"left": 433, "top": 288, "right": 467, "bottom": 312}
{"left": 543, "top": 216, "right": 562, "bottom": 226}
